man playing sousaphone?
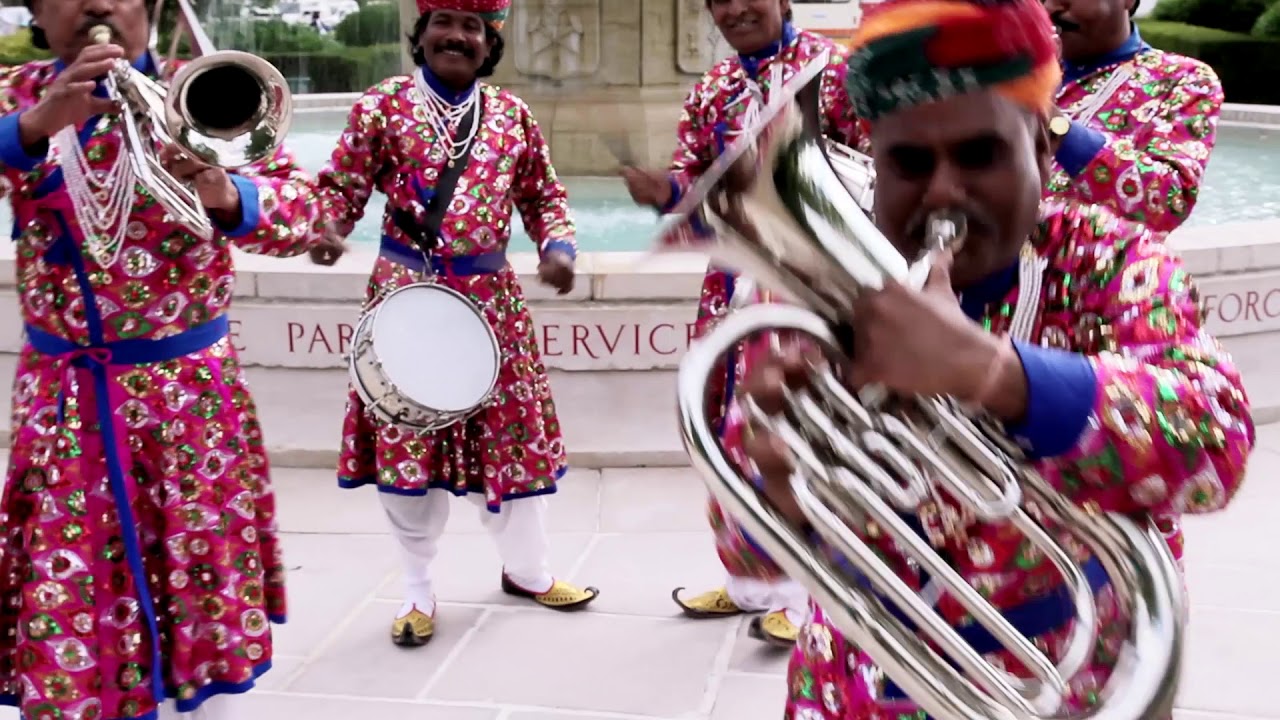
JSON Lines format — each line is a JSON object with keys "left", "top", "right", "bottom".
{"left": 0, "top": 0, "right": 336, "bottom": 716}
{"left": 1044, "top": 0, "right": 1223, "bottom": 233}
{"left": 312, "top": 0, "right": 600, "bottom": 649}
{"left": 623, "top": 0, "right": 870, "bottom": 648}
{"left": 700, "top": 0, "right": 1254, "bottom": 716}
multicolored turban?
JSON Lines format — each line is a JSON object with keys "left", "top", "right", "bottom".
{"left": 845, "top": 0, "right": 1061, "bottom": 121}
{"left": 415, "top": 0, "right": 510, "bottom": 30}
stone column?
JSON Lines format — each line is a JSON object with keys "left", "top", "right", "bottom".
{"left": 399, "top": 0, "right": 418, "bottom": 74}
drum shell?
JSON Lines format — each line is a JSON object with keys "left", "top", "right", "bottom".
{"left": 347, "top": 282, "right": 500, "bottom": 433}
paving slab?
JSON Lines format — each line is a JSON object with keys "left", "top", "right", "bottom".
{"left": 0, "top": 451, "right": 1276, "bottom": 719}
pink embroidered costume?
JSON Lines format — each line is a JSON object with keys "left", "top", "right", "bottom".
{"left": 315, "top": 0, "right": 598, "bottom": 650}
{"left": 731, "top": 1, "right": 1251, "bottom": 716}
{"left": 665, "top": 20, "right": 870, "bottom": 643}
{"left": 0, "top": 54, "right": 327, "bottom": 720}
{"left": 1048, "top": 26, "right": 1223, "bottom": 233}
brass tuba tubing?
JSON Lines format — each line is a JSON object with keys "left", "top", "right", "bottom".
{"left": 665, "top": 50, "right": 1185, "bottom": 720}
{"left": 680, "top": 304, "right": 1184, "bottom": 719}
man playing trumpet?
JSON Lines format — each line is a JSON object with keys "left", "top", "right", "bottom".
{"left": 712, "top": 0, "right": 1253, "bottom": 716}
{"left": 623, "top": 0, "right": 869, "bottom": 648}
{"left": 0, "top": 0, "right": 336, "bottom": 717}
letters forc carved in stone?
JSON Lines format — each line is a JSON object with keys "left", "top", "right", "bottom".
{"left": 676, "top": 0, "right": 733, "bottom": 75}
{"left": 512, "top": 0, "right": 602, "bottom": 81}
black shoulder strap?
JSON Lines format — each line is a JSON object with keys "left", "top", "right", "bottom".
{"left": 392, "top": 98, "right": 482, "bottom": 257}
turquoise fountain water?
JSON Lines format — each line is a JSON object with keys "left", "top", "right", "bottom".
{"left": 281, "top": 112, "right": 1280, "bottom": 251}
{"left": 1, "top": 113, "right": 1275, "bottom": 250}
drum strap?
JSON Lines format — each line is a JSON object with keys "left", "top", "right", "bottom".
{"left": 392, "top": 97, "right": 482, "bottom": 259}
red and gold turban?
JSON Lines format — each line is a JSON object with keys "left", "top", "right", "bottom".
{"left": 845, "top": 0, "right": 1061, "bottom": 121}
{"left": 415, "top": 0, "right": 510, "bottom": 30}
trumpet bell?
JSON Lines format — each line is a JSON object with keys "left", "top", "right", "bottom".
{"left": 165, "top": 50, "right": 294, "bottom": 169}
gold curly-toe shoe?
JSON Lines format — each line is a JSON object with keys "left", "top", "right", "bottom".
{"left": 501, "top": 574, "right": 600, "bottom": 611}
{"left": 391, "top": 607, "right": 435, "bottom": 647}
{"left": 749, "top": 610, "right": 800, "bottom": 647}
{"left": 671, "top": 587, "right": 745, "bottom": 619}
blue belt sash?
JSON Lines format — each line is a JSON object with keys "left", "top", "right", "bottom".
{"left": 25, "top": 315, "right": 231, "bottom": 707}
{"left": 379, "top": 235, "right": 507, "bottom": 276}
{"left": 26, "top": 316, "right": 231, "bottom": 365}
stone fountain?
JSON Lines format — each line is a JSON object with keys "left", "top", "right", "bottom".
{"left": 398, "top": 0, "right": 736, "bottom": 175}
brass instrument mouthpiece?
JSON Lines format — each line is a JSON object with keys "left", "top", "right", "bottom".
{"left": 925, "top": 209, "right": 968, "bottom": 254}
{"left": 89, "top": 25, "right": 112, "bottom": 45}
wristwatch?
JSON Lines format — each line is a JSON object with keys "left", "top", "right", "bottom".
{"left": 1049, "top": 114, "right": 1072, "bottom": 139}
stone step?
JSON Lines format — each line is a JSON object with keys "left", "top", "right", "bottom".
{"left": 1, "top": 347, "right": 1277, "bottom": 470}
{"left": 0, "top": 353, "right": 692, "bottom": 470}
{"left": 3, "top": 221, "right": 1280, "bottom": 468}
{"left": 238, "top": 365, "right": 692, "bottom": 470}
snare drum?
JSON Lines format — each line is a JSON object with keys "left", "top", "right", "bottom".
{"left": 825, "top": 140, "right": 876, "bottom": 215}
{"left": 348, "top": 282, "right": 501, "bottom": 433}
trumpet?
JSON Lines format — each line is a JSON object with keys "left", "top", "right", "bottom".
{"left": 87, "top": 0, "right": 293, "bottom": 240}
{"left": 660, "top": 53, "right": 1185, "bottom": 720}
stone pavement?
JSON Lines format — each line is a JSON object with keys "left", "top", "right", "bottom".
{"left": 3, "top": 426, "right": 1280, "bottom": 720}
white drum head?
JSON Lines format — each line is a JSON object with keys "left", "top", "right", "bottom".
{"left": 370, "top": 285, "right": 499, "bottom": 413}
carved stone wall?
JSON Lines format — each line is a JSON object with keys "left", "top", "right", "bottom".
{"left": 393, "top": 0, "right": 725, "bottom": 172}
{"left": 511, "top": 0, "right": 602, "bottom": 81}
{"left": 674, "top": 0, "right": 734, "bottom": 76}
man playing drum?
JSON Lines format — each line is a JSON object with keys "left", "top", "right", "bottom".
{"left": 623, "top": 0, "right": 869, "bottom": 647}
{"left": 1043, "top": 0, "right": 1223, "bottom": 233}
{"left": 722, "top": 0, "right": 1254, "bottom": 716}
{"left": 0, "top": 0, "right": 337, "bottom": 716}
{"left": 312, "top": 0, "right": 600, "bottom": 649}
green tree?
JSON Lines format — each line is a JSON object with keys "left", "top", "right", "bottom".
{"left": 1253, "top": 1, "right": 1280, "bottom": 36}
{"left": 333, "top": 2, "right": 399, "bottom": 47}
{"left": 1152, "top": 0, "right": 1273, "bottom": 34}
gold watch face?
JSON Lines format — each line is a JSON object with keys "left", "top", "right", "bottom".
{"left": 1050, "top": 115, "right": 1072, "bottom": 137}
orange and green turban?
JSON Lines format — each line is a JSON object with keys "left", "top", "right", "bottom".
{"left": 844, "top": 0, "right": 1062, "bottom": 121}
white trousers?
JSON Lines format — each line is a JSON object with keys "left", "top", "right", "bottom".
{"left": 380, "top": 490, "right": 555, "bottom": 615}
{"left": 725, "top": 575, "right": 810, "bottom": 626}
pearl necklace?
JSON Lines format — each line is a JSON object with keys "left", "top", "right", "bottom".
{"left": 415, "top": 69, "right": 481, "bottom": 163}
{"left": 53, "top": 122, "right": 135, "bottom": 268}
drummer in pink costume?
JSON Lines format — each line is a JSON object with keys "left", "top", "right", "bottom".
{"left": 313, "top": 0, "right": 599, "bottom": 648}
{"left": 0, "top": 0, "right": 335, "bottom": 716}
{"left": 624, "top": 0, "right": 868, "bottom": 647}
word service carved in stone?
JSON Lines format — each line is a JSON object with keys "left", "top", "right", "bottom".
{"left": 220, "top": 302, "right": 698, "bottom": 371}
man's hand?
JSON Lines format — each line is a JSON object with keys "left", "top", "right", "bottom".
{"left": 737, "top": 343, "right": 824, "bottom": 528}
{"left": 158, "top": 143, "right": 241, "bottom": 214}
{"left": 538, "top": 250, "right": 574, "bottom": 295}
{"left": 620, "top": 166, "right": 674, "bottom": 210}
{"left": 845, "top": 249, "right": 1000, "bottom": 400}
{"left": 19, "top": 43, "right": 123, "bottom": 149}
{"left": 309, "top": 225, "right": 348, "bottom": 266}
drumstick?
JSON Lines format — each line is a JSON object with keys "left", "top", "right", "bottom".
{"left": 601, "top": 134, "right": 636, "bottom": 169}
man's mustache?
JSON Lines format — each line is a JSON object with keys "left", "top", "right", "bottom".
{"left": 434, "top": 41, "right": 476, "bottom": 58}
{"left": 1051, "top": 13, "right": 1081, "bottom": 32}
